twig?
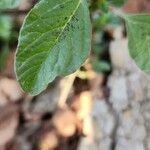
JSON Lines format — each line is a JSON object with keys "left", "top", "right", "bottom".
{"left": 0, "top": 9, "right": 30, "bottom": 15}
{"left": 58, "top": 71, "right": 78, "bottom": 108}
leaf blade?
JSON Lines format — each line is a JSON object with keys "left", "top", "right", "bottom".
{"left": 125, "top": 14, "right": 150, "bottom": 73}
{"left": 15, "top": 0, "right": 91, "bottom": 95}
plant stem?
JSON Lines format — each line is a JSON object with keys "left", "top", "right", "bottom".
{"left": 0, "top": 9, "right": 29, "bottom": 15}
{"left": 58, "top": 71, "right": 78, "bottom": 108}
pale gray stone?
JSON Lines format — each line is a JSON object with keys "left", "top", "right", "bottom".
{"left": 116, "top": 138, "right": 145, "bottom": 150}
{"left": 108, "top": 75, "right": 128, "bottom": 112}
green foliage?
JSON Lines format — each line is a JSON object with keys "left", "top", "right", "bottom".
{"left": 15, "top": 0, "right": 91, "bottom": 95}
{"left": 0, "top": 0, "right": 21, "bottom": 9}
{"left": 108, "top": 0, "right": 126, "bottom": 7}
{"left": 0, "top": 0, "right": 148, "bottom": 95}
{"left": 0, "top": 15, "right": 12, "bottom": 70}
{"left": 0, "top": 15, "right": 12, "bottom": 40}
{"left": 125, "top": 14, "right": 150, "bottom": 73}
{"left": 0, "top": 45, "right": 9, "bottom": 70}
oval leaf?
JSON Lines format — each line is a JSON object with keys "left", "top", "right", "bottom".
{"left": 15, "top": 0, "right": 91, "bottom": 95}
{"left": 125, "top": 14, "right": 150, "bottom": 73}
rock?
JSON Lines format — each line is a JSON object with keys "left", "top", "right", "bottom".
{"left": 78, "top": 99, "right": 115, "bottom": 150}
{"left": 109, "top": 38, "right": 134, "bottom": 72}
{"left": 127, "top": 72, "right": 146, "bottom": 102}
{"left": 98, "top": 138, "right": 112, "bottom": 150}
{"left": 116, "top": 138, "right": 145, "bottom": 150}
{"left": 92, "top": 99, "right": 115, "bottom": 137}
{"left": 108, "top": 74, "right": 128, "bottom": 112}
{"left": 141, "top": 100, "right": 150, "bottom": 149}
{"left": 106, "top": 26, "right": 150, "bottom": 150}
{"left": 146, "top": 137, "right": 150, "bottom": 150}
{"left": 117, "top": 109, "right": 146, "bottom": 141}
{"left": 78, "top": 137, "right": 97, "bottom": 150}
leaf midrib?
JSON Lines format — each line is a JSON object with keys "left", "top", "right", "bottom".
{"left": 32, "top": 0, "right": 82, "bottom": 91}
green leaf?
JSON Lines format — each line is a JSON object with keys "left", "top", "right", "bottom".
{"left": 0, "top": 44, "right": 9, "bottom": 71}
{"left": 125, "top": 14, "right": 150, "bottom": 73}
{"left": 0, "top": 15, "right": 12, "bottom": 40}
{"left": 0, "top": 0, "right": 21, "bottom": 9}
{"left": 15, "top": 0, "right": 91, "bottom": 95}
